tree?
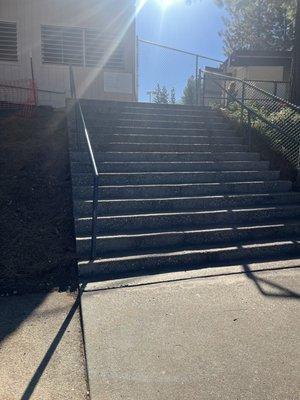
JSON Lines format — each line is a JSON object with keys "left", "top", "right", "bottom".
{"left": 152, "top": 83, "right": 170, "bottom": 104}
{"left": 220, "top": 0, "right": 296, "bottom": 55}
{"left": 188, "top": 0, "right": 296, "bottom": 55}
{"left": 160, "top": 86, "right": 169, "bottom": 104}
{"left": 170, "top": 87, "right": 176, "bottom": 104}
{"left": 181, "top": 75, "right": 201, "bottom": 105}
{"left": 152, "top": 83, "right": 162, "bottom": 104}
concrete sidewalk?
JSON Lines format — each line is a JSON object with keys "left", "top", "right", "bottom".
{"left": 0, "top": 291, "right": 89, "bottom": 400}
{"left": 82, "top": 259, "right": 300, "bottom": 400}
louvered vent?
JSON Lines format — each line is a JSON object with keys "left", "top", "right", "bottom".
{"left": 0, "top": 21, "right": 17, "bottom": 62}
{"left": 41, "top": 25, "right": 84, "bottom": 66}
{"left": 41, "top": 25, "right": 124, "bottom": 70}
{"left": 85, "top": 29, "right": 124, "bottom": 70}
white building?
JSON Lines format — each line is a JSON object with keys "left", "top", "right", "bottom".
{"left": 0, "top": 0, "right": 137, "bottom": 107}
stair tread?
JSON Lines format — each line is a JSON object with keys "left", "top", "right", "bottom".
{"left": 68, "top": 102, "right": 298, "bottom": 274}
{"left": 79, "top": 239, "right": 300, "bottom": 264}
{"left": 82, "top": 180, "right": 289, "bottom": 189}
{"left": 77, "top": 218, "right": 300, "bottom": 240}
{"left": 76, "top": 170, "right": 274, "bottom": 176}
{"left": 71, "top": 152, "right": 257, "bottom": 156}
{"left": 75, "top": 192, "right": 299, "bottom": 202}
{"left": 76, "top": 204, "right": 300, "bottom": 220}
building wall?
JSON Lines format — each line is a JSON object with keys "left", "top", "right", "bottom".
{"left": 0, "top": 0, "right": 136, "bottom": 107}
{"left": 227, "top": 65, "right": 290, "bottom": 99}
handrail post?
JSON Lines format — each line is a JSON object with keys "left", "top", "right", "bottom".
{"left": 69, "top": 65, "right": 80, "bottom": 149}
{"left": 273, "top": 81, "right": 278, "bottom": 97}
{"left": 240, "top": 80, "right": 245, "bottom": 123}
{"left": 202, "top": 70, "right": 206, "bottom": 107}
{"left": 195, "top": 55, "right": 199, "bottom": 105}
{"left": 296, "top": 145, "right": 300, "bottom": 189}
{"left": 91, "top": 174, "right": 99, "bottom": 260}
{"left": 247, "top": 109, "right": 252, "bottom": 150}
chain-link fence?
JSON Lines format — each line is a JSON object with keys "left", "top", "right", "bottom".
{"left": 203, "top": 70, "right": 300, "bottom": 169}
{"left": 137, "top": 38, "right": 222, "bottom": 104}
{"left": 0, "top": 79, "right": 37, "bottom": 118}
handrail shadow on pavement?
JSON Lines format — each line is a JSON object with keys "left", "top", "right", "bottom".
{"left": 20, "top": 287, "right": 85, "bottom": 400}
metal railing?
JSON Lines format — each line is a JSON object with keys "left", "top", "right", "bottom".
{"left": 69, "top": 65, "right": 99, "bottom": 260}
{"left": 201, "top": 70, "right": 300, "bottom": 170}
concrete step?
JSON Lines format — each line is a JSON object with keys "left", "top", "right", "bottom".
{"left": 76, "top": 220, "right": 300, "bottom": 256}
{"left": 80, "top": 103, "right": 216, "bottom": 117}
{"left": 81, "top": 111, "right": 224, "bottom": 123}
{"left": 95, "top": 119, "right": 209, "bottom": 129}
{"left": 70, "top": 151, "right": 258, "bottom": 163}
{"left": 71, "top": 170, "right": 279, "bottom": 186}
{"left": 73, "top": 180, "right": 291, "bottom": 200}
{"left": 72, "top": 160, "right": 270, "bottom": 173}
{"left": 75, "top": 205, "right": 300, "bottom": 235}
{"left": 70, "top": 127, "right": 235, "bottom": 139}
{"left": 122, "top": 105, "right": 217, "bottom": 115}
{"left": 119, "top": 112, "right": 225, "bottom": 122}
{"left": 78, "top": 239, "right": 300, "bottom": 277}
{"left": 113, "top": 126, "right": 233, "bottom": 136}
{"left": 75, "top": 133, "right": 243, "bottom": 145}
{"left": 73, "top": 192, "right": 300, "bottom": 217}
{"left": 75, "top": 142, "right": 248, "bottom": 154}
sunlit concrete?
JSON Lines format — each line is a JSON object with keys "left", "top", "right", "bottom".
{"left": 82, "top": 259, "right": 300, "bottom": 400}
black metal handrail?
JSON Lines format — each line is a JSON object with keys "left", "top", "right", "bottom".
{"left": 69, "top": 65, "right": 99, "bottom": 260}
{"left": 201, "top": 69, "right": 300, "bottom": 170}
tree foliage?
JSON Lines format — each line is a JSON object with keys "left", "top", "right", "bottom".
{"left": 181, "top": 76, "right": 202, "bottom": 105}
{"left": 170, "top": 87, "right": 176, "bottom": 104}
{"left": 152, "top": 84, "right": 176, "bottom": 104}
{"left": 220, "top": 0, "right": 297, "bottom": 55}
{"left": 188, "top": 0, "right": 297, "bottom": 55}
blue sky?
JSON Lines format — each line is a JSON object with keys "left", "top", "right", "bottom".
{"left": 136, "top": 0, "right": 226, "bottom": 102}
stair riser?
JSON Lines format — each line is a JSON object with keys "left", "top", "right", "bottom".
{"left": 73, "top": 143, "right": 248, "bottom": 153}
{"left": 82, "top": 103, "right": 216, "bottom": 109}
{"left": 94, "top": 120, "right": 210, "bottom": 129}
{"left": 119, "top": 114, "right": 225, "bottom": 122}
{"left": 81, "top": 103, "right": 216, "bottom": 116}
{"left": 79, "top": 241, "right": 300, "bottom": 276}
{"left": 76, "top": 224, "right": 300, "bottom": 256}
{"left": 73, "top": 127, "right": 233, "bottom": 136}
{"left": 76, "top": 207, "right": 300, "bottom": 235}
{"left": 71, "top": 171, "right": 279, "bottom": 187}
{"left": 72, "top": 161, "right": 270, "bottom": 173}
{"left": 71, "top": 134, "right": 243, "bottom": 145}
{"left": 122, "top": 107, "right": 217, "bottom": 116}
{"left": 71, "top": 152, "right": 259, "bottom": 163}
{"left": 74, "top": 181, "right": 291, "bottom": 200}
{"left": 74, "top": 193, "right": 298, "bottom": 216}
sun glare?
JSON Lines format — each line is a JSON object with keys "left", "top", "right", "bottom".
{"left": 157, "top": 0, "right": 176, "bottom": 9}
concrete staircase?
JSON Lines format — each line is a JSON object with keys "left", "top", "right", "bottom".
{"left": 68, "top": 101, "right": 300, "bottom": 277}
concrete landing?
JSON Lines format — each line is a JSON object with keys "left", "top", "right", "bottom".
{"left": 81, "top": 259, "right": 300, "bottom": 400}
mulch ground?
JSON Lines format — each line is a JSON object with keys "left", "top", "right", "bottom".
{"left": 0, "top": 107, "right": 78, "bottom": 295}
